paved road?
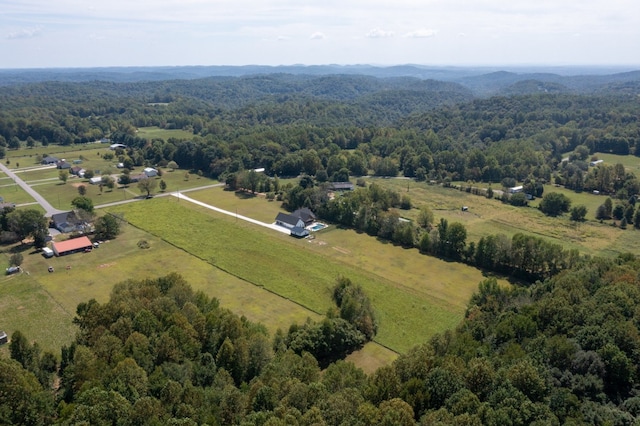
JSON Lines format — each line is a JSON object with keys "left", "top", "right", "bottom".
{"left": 0, "top": 162, "right": 65, "bottom": 216}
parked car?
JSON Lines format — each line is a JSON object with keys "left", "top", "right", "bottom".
{"left": 5, "top": 266, "right": 20, "bottom": 275}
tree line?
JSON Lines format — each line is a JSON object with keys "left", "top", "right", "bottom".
{"left": 4, "top": 254, "right": 640, "bottom": 424}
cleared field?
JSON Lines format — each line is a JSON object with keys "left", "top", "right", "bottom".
{"left": 0, "top": 253, "right": 77, "bottom": 356}
{"left": 377, "top": 178, "right": 636, "bottom": 257}
{"left": 136, "top": 126, "right": 195, "bottom": 140}
{"left": 594, "top": 152, "right": 640, "bottom": 173}
{"left": 1, "top": 216, "right": 322, "bottom": 354}
{"left": 111, "top": 197, "right": 495, "bottom": 353}
{"left": 4, "top": 144, "right": 109, "bottom": 165}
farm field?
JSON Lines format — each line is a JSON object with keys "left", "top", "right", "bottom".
{"left": 594, "top": 152, "right": 640, "bottom": 173}
{"left": 2, "top": 144, "right": 108, "bottom": 166}
{"left": 0, "top": 216, "right": 323, "bottom": 357}
{"left": 111, "top": 196, "right": 497, "bottom": 354}
{"left": 136, "top": 126, "right": 195, "bottom": 140}
{"left": 375, "top": 178, "right": 638, "bottom": 258}
{"left": 189, "top": 185, "right": 489, "bottom": 312}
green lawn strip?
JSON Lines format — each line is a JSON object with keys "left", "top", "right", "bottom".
{"left": 136, "top": 126, "right": 195, "bottom": 141}
{"left": 113, "top": 198, "right": 472, "bottom": 353}
{"left": 4, "top": 145, "right": 112, "bottom": 166}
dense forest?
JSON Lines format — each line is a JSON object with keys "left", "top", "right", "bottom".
{"left": 2, "top": 70, "right": 640, "bottom": 424}
{"left": 4, "top": 256, "right": 640, "bottom": 424}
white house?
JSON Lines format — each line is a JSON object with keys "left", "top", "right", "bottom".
{"left": 144, "top": 167, "right": 158, "bottom": 177}
{"left": 508, "top": 186, "right": 523, "bottom": 194}
{"left": 589, "top": 159, "right": 604, "bottom": 167}
{"left": 275, "top": 212, "right": 305, "bottom": 229}
{"left": 89, "top": 177, "right": 103, "bottom": 185}
{"left": 110, "top": 143, "right": 127, "bottom": 150}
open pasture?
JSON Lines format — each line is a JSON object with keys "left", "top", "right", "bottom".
{"left": 112, "top": 197, "right": 495, "bottom": 353}
{"left": 593, "top": 152, "right": 640, "bottom": 173}
{"left": 136, "top": 126, "right": 195, "bottom": 141}
{"left": 377, "top": 178, "right": 635, "bottom": 258}
{"left": 1, "top": 216, "right": 322, "bottom": 355}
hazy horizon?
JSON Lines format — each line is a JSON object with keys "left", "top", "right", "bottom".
{"left": 2, "top": 1, "right": 639, "bottom": 69}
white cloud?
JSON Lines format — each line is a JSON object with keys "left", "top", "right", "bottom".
{"left": 365, "top": 28, "right": 395, "bottom": 38}
{"left": 310, "top": 32, "right": 326, "bottom": 40}
{"left": 403, "top": 28, "right": 437, "bottom": 38}
{"left": 7, "top": 27, "right": 43, "bottom": 40}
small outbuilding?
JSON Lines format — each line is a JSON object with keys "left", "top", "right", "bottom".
{"left": 0, "top": 331, "right": 7, "bottom": 345}
{"left": 42, "top": 247, "right": 54, "bottom": 258}
{"left": 52, "top": 236, "right": 93, "bottom": 256}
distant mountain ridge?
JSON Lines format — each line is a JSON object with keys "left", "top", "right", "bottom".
{"left": 0, "top": 64, "right": 638, "bottom": 97}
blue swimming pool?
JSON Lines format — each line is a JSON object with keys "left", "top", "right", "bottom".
{"left": 310, "top": 223, "right": 327, "bottom": 231}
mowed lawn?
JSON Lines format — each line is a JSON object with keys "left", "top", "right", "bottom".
{"left": 0, "top": 265, "right": 76, "bottom": 357}
{"left": 136, "top": 126, "right": 195, "bottom": 141}
{"left": 111, "top": 197, "right": 494, "bottom": 353}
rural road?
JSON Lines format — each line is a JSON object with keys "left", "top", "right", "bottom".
{"left": 0, "top": 162, "right": 65, "bottom": 216}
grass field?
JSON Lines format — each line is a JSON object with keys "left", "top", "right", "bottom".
{"left": 110, "top": 196, "right": 495, "bottom": 354}
{"left": 376, "top": 178, "right": 637, "bottom": 258}
{"left": 594, "top": 152, "right": 640, "bottom": 173}
{"left": 0, "top": 215, "right": 326, "bottom": 356}
{"left": 136, "top": 126, "right": 195, "bottom": 140}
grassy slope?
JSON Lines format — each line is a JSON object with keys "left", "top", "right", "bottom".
{"left": 377, "top": 178, "right": 637, "bottom": 258}
{"left": 112, "top": 197, "right": 492, "bottom": 353}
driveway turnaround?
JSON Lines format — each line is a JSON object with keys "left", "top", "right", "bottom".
{"left": 170, "top": 192, "right": 291, "bottom": 234}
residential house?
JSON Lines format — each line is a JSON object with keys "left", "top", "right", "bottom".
{"left": 291, "top": 226, "right": 310, "bottom": 238}
{"left": 292, "top": 207, "right": 317, "bottom": 227}
{"left": 89, "top": 176, "right": 103, "bottom": 185}
{"left": 508, "top": 186, "right": 523, "bottom": 194}
{"left": 51, "top": 211, "right": 91, "bottom": 233}
{"left": 70, "top": 166, "right": 84, "bottom": 176}
{"left": 589, "top": 159, "right": 604, "bottom": 167}
{"left": 56, "top": 161, "right": 71, "bottom": 170}
{"left": 41, "top": 156, "right": 59, "bottom": 165}
{"left": 275, "top": 212, "right": 305, "bottom": 229}
{"left": 329, "top": 182, "right": 354, "bottom": 191}
{"left": 110, "top": 143, "right": 127, "bottom": 150}
{"left": 144, "top": 167, "right": 158, "bottom": 177}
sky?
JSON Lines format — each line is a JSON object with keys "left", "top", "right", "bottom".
{"left": 1, "top": 0, "right": 639, "bottom": 69}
